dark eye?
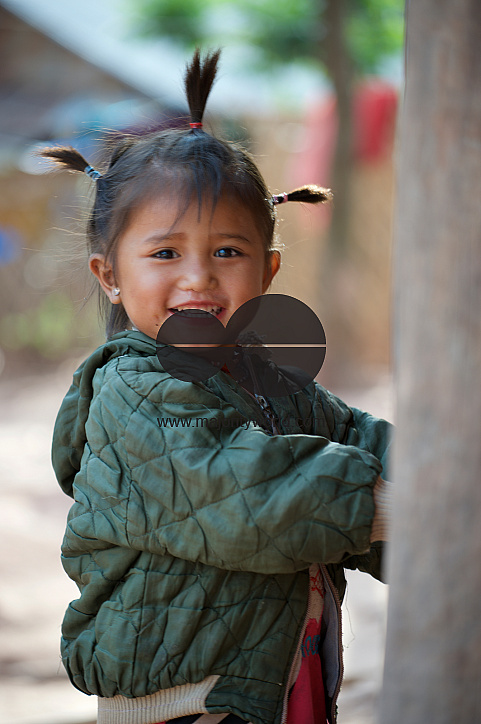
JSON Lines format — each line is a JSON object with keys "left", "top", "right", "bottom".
{"left": 153, "top": 249, "right": 178, "bottom": 259}
{"left": 215, "top": 247, "right": 241, "bottom": 258}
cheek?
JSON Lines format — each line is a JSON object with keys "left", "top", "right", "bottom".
{"left": 124, "top": 266, "right": 163, "bottom": 293}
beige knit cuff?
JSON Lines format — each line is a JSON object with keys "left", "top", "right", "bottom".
{"left": 370, "top": 477, "right": 393, "bottom": 543}
{"left": 97, "top": 675, "right": 219, "bottom": 724}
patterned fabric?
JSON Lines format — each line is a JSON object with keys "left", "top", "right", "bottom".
{"left": 286, "top": 565, "right": 327, "bottom": 724}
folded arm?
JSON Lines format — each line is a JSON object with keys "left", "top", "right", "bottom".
{"left": 66, "top": 367, "right": 385, "bottom": 575}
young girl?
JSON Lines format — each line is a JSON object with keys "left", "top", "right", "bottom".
{"left": 47, "top": 50, "right": 392, "bottom": 724}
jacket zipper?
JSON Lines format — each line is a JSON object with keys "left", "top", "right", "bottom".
{"left": 254, "top": 392, "right": 280, "bottom": 435}
{"left": 243, "top": 350, "right": 296, "bottom": 722}
{"left": 320, "top": 564, "right": 344, "bottom": 724}
{"left": 242, "top": 353, "right": 280, "bottom": 435}
{"left": 243, "top": 352, "right": 343, "bottom": 721}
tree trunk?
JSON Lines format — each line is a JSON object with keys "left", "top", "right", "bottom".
{"left": 380, "top": 2, "right": 481, "bottom": 723}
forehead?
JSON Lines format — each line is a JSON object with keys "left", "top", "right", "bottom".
{"left": 123, "top": 191, "right": 263, "bottom": 239}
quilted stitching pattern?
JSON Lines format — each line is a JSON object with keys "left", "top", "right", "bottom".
{"left": 53, "top": 331, "right": 393, "bottom": 724}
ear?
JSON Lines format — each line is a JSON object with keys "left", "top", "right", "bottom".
{"left": 89, "top": 254, "right": 121, "bottom": 304}
{"left": 262, "top": 250, "right": 281, "bottom": 293}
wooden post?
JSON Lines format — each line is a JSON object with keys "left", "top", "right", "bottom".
{"left": 380, "top": 2, "right": 481, "bottom": 722}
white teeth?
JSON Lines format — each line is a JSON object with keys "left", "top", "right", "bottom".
{"left": 171, "top": 306, "right": 222, "bottom": 315}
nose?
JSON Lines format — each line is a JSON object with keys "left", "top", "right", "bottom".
{"left": 177, "top": 254, "right": 217, "bottom": 292}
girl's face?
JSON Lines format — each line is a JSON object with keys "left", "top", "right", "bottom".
{"left": 90, "top": 193, "right": 280, "bottom": 341}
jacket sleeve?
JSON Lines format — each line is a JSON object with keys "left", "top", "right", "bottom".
{"left": 66, "top": 362, "right": 385, "bottom": 575}
{"left": 312, "top": 386, "right": 394, "bottom": 582}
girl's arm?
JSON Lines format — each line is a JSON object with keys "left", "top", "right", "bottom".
{"left": 312, "top": 385, "right": 393, "bottom": 477}
{"left": 65, "top": 361, "right": 388, "bottom": 575}
{"left": 324, "top": 395, "right": 394, "bottom": 546}
{"left": 313, "top": 388, "right": 394, "bottom": 580}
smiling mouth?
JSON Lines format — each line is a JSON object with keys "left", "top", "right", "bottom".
{"left": 169, "top": 306, "right": 224, "bottom": 318}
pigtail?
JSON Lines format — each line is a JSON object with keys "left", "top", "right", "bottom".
{"left": 41, "top": 146, "right": 89, "bottom": 172}
{"left": 184, "top": 48, "right": 221, "bottom": 128}
{"left": 272, "top": 185, "right": 333, "bottom": 206}
{"left": 41, "top": 146, "right": 102, "bottom": 179}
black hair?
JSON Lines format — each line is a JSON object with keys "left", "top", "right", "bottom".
{"left": 41, "top": 49, "right": 332, "bottom": 338}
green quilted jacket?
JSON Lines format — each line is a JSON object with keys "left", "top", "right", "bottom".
{"left": 53, "top": 330, "right": 392, "bottom": 724}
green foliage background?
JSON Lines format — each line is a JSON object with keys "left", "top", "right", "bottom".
{"left": 136, "top": 0, "right": 404, "bottom": 76}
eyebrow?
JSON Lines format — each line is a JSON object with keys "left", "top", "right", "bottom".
{"left": 216, "top": 232, "right": 253, "bottom": 245}
{"left": 142, "top": 232, "right": 253, "bottom": 245}
{"left": 142, "top": 232, "right": 182, "bottom": 244}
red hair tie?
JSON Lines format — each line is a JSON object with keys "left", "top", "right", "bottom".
{"left": 190, "top": 122, "right": 203, "bottom": 129}
{"left": 272, "top": 192, "right": 289, "bottom": 205}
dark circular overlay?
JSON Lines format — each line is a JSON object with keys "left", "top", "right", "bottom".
{"left": 156, "top": 294, "right": 326, "bottom": 397}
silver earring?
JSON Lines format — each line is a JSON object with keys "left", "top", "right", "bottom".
{"left": 113, "top": 287, "right": 120, "bottom": 296}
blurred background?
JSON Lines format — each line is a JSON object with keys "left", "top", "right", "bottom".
{"left": 0, "top": 0, "right": 403, "bottom": 722}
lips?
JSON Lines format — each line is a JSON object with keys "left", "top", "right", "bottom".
{"left": 169, "top": 305, "right": 224, "bottom": 317}
{"left": 161, "top": 304, "right": 226, "bottom": 346}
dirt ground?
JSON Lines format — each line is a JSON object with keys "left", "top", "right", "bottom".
{"left": 0, "top": 362, "right": 393, "bottom": 724}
